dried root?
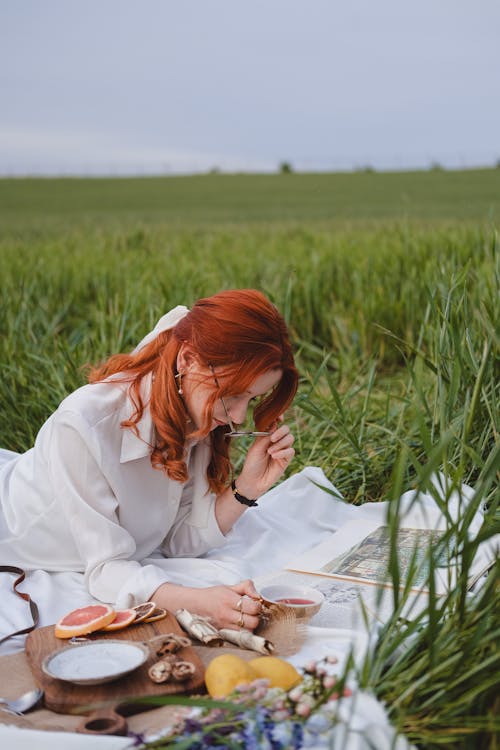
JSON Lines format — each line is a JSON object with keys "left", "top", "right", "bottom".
{"left": 175, "top": 608, "right": 224, "bottom": 646}
{"left": 149, "top": 632, "right": 192, "bottom": 658}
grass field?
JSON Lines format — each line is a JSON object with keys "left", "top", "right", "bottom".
{"left": 1, "top": 168, "right": 500, "bottom": 232}
{"left": 1, "top": 170, "right": 499, "bottom": 748}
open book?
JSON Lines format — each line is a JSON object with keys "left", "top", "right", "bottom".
{"left": 285, "top": 519, "right": 496, "bottom": 595}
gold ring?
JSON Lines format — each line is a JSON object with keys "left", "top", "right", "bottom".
{"left": 236, "top": 597, "right": 243, "bottom": 611}
{"left": 238, "top": 611, "right": 245, "bottom": 628}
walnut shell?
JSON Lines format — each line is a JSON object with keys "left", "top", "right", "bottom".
{"left": 148, "top": 656, "right": 177, "bottom": 683}
{"left": 172, "top": 660, "right": 196, "bottom": 681}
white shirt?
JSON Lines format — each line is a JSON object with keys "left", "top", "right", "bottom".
{"left": 0, "top": 309, "right": 227, "bottom": 607}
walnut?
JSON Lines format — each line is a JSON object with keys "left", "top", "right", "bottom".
{"left": 148, "top": 655, "right": 177, "bottom": 683}
{"left": 172, "top": 660, "right": 196, "bottom": 682}
{"left": 148, "top": 653, "right": 196, "bottom": 684}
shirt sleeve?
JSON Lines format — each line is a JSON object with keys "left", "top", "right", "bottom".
{"left": 160, "top": 441, "right": 227, "bottom": 557}
{"left": 47, "top": 410, "right": 175, "bottom": 608}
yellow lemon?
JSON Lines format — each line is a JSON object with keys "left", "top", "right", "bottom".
{"left": 205, "top": 654, "right": 257, "bottom": 698}
{"left": 248, "top": 656, "right": 302, "bottom": 691}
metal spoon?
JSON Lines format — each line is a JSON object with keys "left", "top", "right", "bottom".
{"left": 0, "top": 688, "right": 43, "bottom": 714}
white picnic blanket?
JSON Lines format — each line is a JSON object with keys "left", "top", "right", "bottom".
{"left": 2, "top": 465, "right": 494, "bottom": 750}
{"left": 0, "top": 465, "right": 491, "bottom": 657}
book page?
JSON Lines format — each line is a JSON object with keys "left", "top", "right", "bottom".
{"left": 285, "top": 520, "right": 445, "bottom": 593}
{"left": 285, "top": 519, "right": 498, "bottom": 596}
{"left": 320, "top": 526, "right": 445, "bottom": 589}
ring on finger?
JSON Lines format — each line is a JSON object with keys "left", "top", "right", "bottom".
{"left": 236, "top": 597, "right": 243, "bottom": 611}
{"left": 238, "top": 611, "right": 245, "bottom": 629}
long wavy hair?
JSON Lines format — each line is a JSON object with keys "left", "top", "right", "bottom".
{"left": 88, "top": 289, "right": 299, "bottom": 494}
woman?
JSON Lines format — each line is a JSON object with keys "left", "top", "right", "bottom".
{"left": 0, "top": 289, "right": 298, "bottom": 632}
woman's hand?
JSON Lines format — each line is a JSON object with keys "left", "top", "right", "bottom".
{"left": 152, "top": 579, "right": 262, "bottom": 631}
{"left": 213, "top": 421, "right": 294, "bottom": 535}
{"left": 236, "top": 421, "right": 295, "bottom": 500}
{"left": 193, "top": 580, "right": 262, "bottom": 630}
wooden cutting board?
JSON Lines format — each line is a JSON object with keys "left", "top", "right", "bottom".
{"left": 25, "top": 612, "right": 206, "bottom": 714}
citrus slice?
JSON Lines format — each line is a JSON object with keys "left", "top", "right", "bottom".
{"left": 54, "top": 604, "right": 116, "bottom": 639}
{"left": 144, "top": 606, "right": 167, "bottom": 623}
{"left": 102, "top": 608, "right": 137, "bottom": 631}
{"left": 132, "top": 602, "right": 157, "bottom": 623}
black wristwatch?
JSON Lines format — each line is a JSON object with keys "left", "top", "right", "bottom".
{"left": 231, "top": 479, "right": 259, "bottom": 507}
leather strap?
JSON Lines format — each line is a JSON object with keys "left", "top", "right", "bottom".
{"left": 0, "top": 565, "right": 39, "bottom": 645}
{"left": 231, "top": 479, "right": 259, "bottom": 507}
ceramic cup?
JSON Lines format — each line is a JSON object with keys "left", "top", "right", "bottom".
{"left": 259, "top": 584, "right": 325, "bottom": 620}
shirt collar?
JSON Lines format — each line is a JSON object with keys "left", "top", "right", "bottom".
{"left": 132, "top": 305, "right": 189, "bottom": 353}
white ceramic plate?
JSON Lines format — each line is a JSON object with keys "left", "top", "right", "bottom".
{"left": 42, "top": 640, "right": 150, "bottom": 685}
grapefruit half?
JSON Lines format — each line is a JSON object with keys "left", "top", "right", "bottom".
{"left": 54, "top": 604, "right": 116, "bottom": 639}
{"left": 102, "top": 608, "right": 137, "bottom": 631}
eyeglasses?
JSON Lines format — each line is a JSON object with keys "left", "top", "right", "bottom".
{"left": 209, "top": 365, "right": 271, "bottom": 438}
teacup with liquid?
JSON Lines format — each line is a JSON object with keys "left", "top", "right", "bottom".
{"left": 259, "top": 584, "right": 324, "bottom": 620}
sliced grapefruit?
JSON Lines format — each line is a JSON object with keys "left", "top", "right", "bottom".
{"left": 102, "top": 608, "right": 137, "bottom": 631}
{"left": 144, "top": 606, "right": 167, "bottom": 623}
{"left": 54, "top": 604, "right": 116, "bottom": 639}
{"left": 132, "top": 601, "right": 157, "bottom": 623}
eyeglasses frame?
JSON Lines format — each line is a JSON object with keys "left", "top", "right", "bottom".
{"left": 209, "top": 364, "right": 271, "bottom": 438}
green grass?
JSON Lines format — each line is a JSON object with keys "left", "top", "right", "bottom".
{"left": 0, "top": 171, "right": 499, "bottom": 748}
{"left": 1, "top": 168, "right": 500, "bottom": 234}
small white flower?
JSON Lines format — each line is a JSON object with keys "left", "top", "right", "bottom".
{"left": 253, "top": 686, "right": 269, "bottom": 701}
{"left": 288, "top": 685, "right": 304, "bottom": 702}
{"left": 251, "top": 677, "right": 270, "bottom": 689}
{"left": 235, "top": 682, "right": 252, "bottom": 693}
{"left": 323, "top": 675, "right": 336, "bottom": 690}
{"left": 296, "top": 701, "right": 312, "bottom": 717}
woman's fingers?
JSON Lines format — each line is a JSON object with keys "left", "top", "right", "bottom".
{"left": 238, "top": 424, "right": 295, "bottom": 498}
{"left": 230, "top": 610, "right": 260, "bottom": 631}
{"left": 231, "top": 578, "right": 260, "bottom": 599}
{"left": 268, "top": 428, "right": 295, "bottom": 461}
{"left": 233, "top": 594, "right": 261, "bottom": 617}
{"left": 269, "top": 425, "right": 294, "bottom": 447}
{"left": 227, "top": 580, "right": 262, "bottom": 630}
{"left": 178, "top": 583, "right": 263, "bottom": 631}
{"left": 268, "top": 421, "right": 291, "bottom": 442}
{"left": 268, "top": 448, "right": 295, "bottom": 467}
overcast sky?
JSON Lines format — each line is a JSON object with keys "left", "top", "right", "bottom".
{"left": 1, "top": 1, "right": 499, "bottom": 175}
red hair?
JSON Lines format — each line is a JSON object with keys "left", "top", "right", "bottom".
{"left": 88, "top": 289, "right": 298, "bottom": 494}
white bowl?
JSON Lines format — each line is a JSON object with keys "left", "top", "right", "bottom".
{"left": 42, "top": 640, "right": 150, "bottom": 685}
{"left": 260, "top": 584, "right": 324, "bottom": 619}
